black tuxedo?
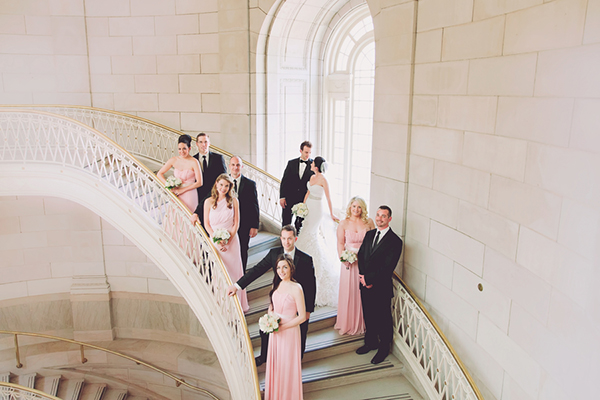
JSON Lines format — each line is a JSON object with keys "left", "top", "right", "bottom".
{"left": 237, "top": 246, "right": 316, "bottom": 359}
{"left": 193, "top": 151, "right": 227, "bottom": 224}
{"left": 357, "top": 227, "right": 403, "bottom": 351}
{"left": 279, "top": 157, "right": 314, "bottom": 226}
{"left": 233, "top": 175, "right": 260, "bottom": 271}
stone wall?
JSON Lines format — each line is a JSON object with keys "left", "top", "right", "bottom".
{"left": 402, "top": 1, "right": 600, "bottom": 399}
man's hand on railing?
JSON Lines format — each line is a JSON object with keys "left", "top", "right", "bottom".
{"left": 190, "top": 213, "right": 199, "bottom": 225}
{"left": 226, "top": 285, "right": 238, "bottom": 296}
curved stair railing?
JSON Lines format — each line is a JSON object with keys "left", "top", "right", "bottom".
{"left": 0, "top": 105, "right": 482, "bottom": 400}
{"left": 0, "top": 330, "right": 218, "bottom": 400}
{"left": 0, "top": 382, "right": 61, "bottom": 400}
{"left": 0, "top": 105, "right": 282, "bottom": 228}
{"left": 0, "top": 110, "right": 260, "bottom": 400}
{"left": 392, "top": 276, "right": 483, "bottom": 400}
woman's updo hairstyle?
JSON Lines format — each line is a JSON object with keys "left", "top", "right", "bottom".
{"left": 178, "top": 134, "right": 192, "bottom": 149}
{"left": 314, "top": 156, "right": 328, "bottom": 173}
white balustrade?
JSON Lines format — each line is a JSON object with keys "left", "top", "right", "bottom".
{"left": 8, "top": 106, "right": 283, "bottom": 228}
{"left": 0, "top": 105, "right": 482, "bottom": 400}
{"left": 0, "top": 110, "right": 259, "bottom": 400}
{"left": 0, "top": 382, "right": 61, "bottom": 400}
{"left": 393, "top": 279, "right": 481, "bottom": 400}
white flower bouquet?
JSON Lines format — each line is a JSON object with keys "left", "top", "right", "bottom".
{"left": 212, "top": 228, "right": 230, "bottom": 245}
{"left": 165, "top": 175, "right": 182, "bottom": 190}
{"left": 291, "top": 203, "right": 309, "bottom": 218}
{"left": 258, "top": 313, "right": 281, "bottom": 334}
{"left": 340, "top": 250, "right": 358, "bottom": 269}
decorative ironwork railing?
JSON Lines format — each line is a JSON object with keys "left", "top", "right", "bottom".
{"left": 0, "top": 110, "right": 259, "bottom": 400}
{"left": 392, "top": 276, "right": 482, "bottom": 400}
{"left": 0, "top": 105, "right": 482, "bottom": 400}
{"left": 0, "top": 382, "right": 61, "bottom": 400}
{"left": 0, "top": 330, "right": 218, "bottom": 400}
{"left": 2, "top": 105, "right": 282, "bottom": 228}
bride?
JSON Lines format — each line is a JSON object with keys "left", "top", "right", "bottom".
{"left": 295, "top": 156, "right": 340, "bottom": 307}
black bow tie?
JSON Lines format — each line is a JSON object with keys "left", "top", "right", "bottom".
{"left": 300, "top": 159, "right": 310, "bottom": 165}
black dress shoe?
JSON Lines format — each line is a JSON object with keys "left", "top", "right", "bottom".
{"left": 371, "top": 348, "right": 389, "bottom": 364}
{"left": 255, "top": 356, "right": 265, "bottom": 366}
{"left": 355, "top": 344, "right": 376, "bottom": 355}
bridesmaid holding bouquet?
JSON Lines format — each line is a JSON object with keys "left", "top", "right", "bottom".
{"left": 334, "top": 196, "right": 374, "bottom": 335}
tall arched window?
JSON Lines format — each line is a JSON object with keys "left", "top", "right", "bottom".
{"left": 323, "top": 5, "right": 374, "bottom": 207}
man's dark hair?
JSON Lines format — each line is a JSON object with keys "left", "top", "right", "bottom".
{"left": 281, "top": 224, "right": 297, "bottom": 237}
{"left": 300, "top": 141, "right": 312, "bottom": 151}
{"left": 379, "top": 205, "right": 392, "bottom": 218}
{"left": 196, "top": 132, "right": 209, "bottom": 140}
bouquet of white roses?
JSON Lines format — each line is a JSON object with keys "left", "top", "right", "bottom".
{"left": 291, "top": 203, "right": 309, "bottom": 218}
{"left": 340, "top": 250, "right": 358, "bottom": 269}
{"left": 258, "top": 313, "right": 281, "bottom": 334}
{"left": 165, "top": 175, "right": 182, "bottom": 190}
{"left": 212, "top": 228, "right": 230, "bottom": 245}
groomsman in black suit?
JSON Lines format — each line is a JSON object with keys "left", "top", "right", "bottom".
{"left": 192, "top": 133, "right": 227, "bottom": 225}
{"left": 356, "top": 205, "right": 403, "bottom": 365}
{"left": 279, "top": 141, "right": 314, "bottom": 229}
{"left": 226, "top": 225, "right": 316, "bottom": 366}
{"left": 228, "top": 155, "right": 260, "bottom": 271}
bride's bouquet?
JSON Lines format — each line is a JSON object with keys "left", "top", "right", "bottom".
{"left": 165, "top": 175, "right": 182, "bottom": 190}
{"left": 340, "top": 250, "right": 358, "bottom": 269}
{"left": 258, "top": 313, "right": 281, "bottom": 334}
{"left": 291, "top": 203, "right": 309, "bottom": 218}
{"left": 212, "top": 228, "right": 230, "bottom": 245}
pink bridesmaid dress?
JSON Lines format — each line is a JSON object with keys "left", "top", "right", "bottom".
{"left": 264, "top": 290, "right": 303, "bottom": 400}
{"left": 208, "top": 199, "right": 249, "bottom": 312}
{"left": 174, "top": 168, "right": 198, "bottom": 212}
{"left": 334, "top": 230, "right": 366, "bottom": 335}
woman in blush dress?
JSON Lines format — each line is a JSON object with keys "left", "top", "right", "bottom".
{"left": 334, "top": 196, "right": 374, "bottom": 335}
{"left": 264, "top": 254, "right": 306, "bottom": 400}
{"left": 157, "top": 134, "right": 203, "bottom": 212}
{"left": 295, "top": 156, "right": 340, "bottom": 307}
{"left": 204, "top": 174, "right": 249, "bottom": 312}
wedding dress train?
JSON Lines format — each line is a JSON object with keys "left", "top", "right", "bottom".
{"left": 295, "top": 183, "right": 339, "bottom": 307}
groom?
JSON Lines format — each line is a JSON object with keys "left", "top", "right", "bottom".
{"left": 226, "top": 225, "right": 317, "bottom": 366}
{"left": 279, "top": 141, "right": 314, "bottom": 230}
{"left": 356, "top": 205, "right": 403, "bottom": 364}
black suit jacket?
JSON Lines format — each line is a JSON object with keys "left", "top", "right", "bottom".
{"left": 236, "top": 175, "right": 260, "bottom": 234}
{"left": 237, "top": 247, "right": 316, "bottom": 313}
{"left": 279, "top": 157, "right": 314, "bottom": 204}
{"left": 357, "top": 228, "right": 403, "bottom": 298}
{"left": 193, "top": 151, "right": 227, "bottom": 204}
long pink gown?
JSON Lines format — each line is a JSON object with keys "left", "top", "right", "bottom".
{"left": 265, "top": 290, "right": 303, "bottom": 400}
{"left": 208, "top": 199, "right": 249, "bottom": 312}
{"left": 334, "top": 230, "right": 366, "bottom": 335}
{"left": 174, "top": 168, "right": 198, "bottom": 212}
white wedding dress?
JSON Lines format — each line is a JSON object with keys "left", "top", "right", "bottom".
{"left": 295, "top": 182, "right": 340, "bottom": 307}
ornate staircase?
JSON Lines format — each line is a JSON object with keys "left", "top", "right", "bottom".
{"left": 0, "top": 105, "right": 483, "bottom": 400}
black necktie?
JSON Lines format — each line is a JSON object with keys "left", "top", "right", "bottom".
{"left": 233, "top": 179, "right": 238, "bottom": 193}
{"left": 372, "top": 231, "right": 380, "bottom": 251}
{"left": 202, "top": 155, "right": 207, "bottom": 172}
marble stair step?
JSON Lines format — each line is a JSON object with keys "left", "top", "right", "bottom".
{"left": 79, "top": 383, "right": 107, "bottom": 400}
{"left": 248, "top": 232, "right": 279, "bottom": 256}
{"left": 258, "top": 350, "right": 404, "bottom": 393}
{"left": 101, "top": 389, "right": 128, "bottom": 400}
{"left": 56, "top": 378, "right": 84, "bottom": 400}
{"left": 248, "top": 306, "right": 337, "bottom": 348}
{"left": 253, "top": 323, "right": 364, "bottom": 364}
{"left": 304, "top": 375, "right": 424, "bottom": 400}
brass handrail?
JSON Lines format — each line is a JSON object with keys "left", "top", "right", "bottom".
{"left": 0, "top": 381, "right": 62, "bottom": 400}
{"left": 0, "top": 330, "right": 219, "bottom": 400}
{"left": 393, "top": 273, "right": 484, "bottom": 400}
